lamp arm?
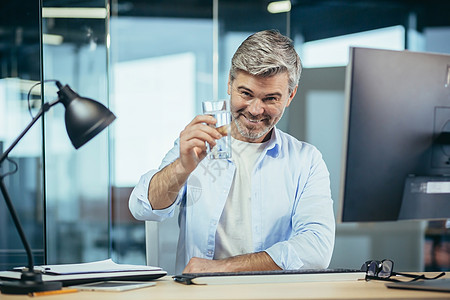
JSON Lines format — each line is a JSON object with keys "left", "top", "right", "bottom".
{"left": 0, "top": 99, "right": 59, "bottom": 271}
{"left": 0, "top": 178, "right": 35, "bottom": 270}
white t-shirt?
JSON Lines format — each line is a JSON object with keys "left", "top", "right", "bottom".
{"left": 214, "top": 137, "right": 268, "bottom": 259}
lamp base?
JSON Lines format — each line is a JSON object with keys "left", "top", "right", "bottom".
{"left": 0, "top": 270, "right": 62, "bottom": 295}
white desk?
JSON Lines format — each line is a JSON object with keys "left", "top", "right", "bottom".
{"left": 0, "top": 273, "right": 449, "bottom": 300}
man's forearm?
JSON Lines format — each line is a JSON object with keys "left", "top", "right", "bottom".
{"left": 221, "top": 251, "right": 281, "bottom": 272}
{"left": 183, "top": 251, "right": 281, "bottom": 273}
{"left": 148, "top": 158, "right": 190, "bottom": 210}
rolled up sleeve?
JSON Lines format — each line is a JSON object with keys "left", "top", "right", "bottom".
{"left": 128, "top": 138, "right": 185, "bottom": 222}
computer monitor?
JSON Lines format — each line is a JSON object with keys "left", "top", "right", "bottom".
{"left": 339, "top": 47, "right": 450, "bottom": 222}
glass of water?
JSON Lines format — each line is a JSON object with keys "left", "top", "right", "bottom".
{"left": 202, "top": 100, "right": 232, "bottom": 159}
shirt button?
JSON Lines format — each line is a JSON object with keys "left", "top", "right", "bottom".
{"left": 207, "top": 250, "right": 213, "bottom": 256}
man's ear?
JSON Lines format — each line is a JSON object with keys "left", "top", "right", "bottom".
{"left": 227, "top": 76, "right": 232, "bottom": 95}
{"left": 286, "top": 85, "right": 298, "bottom": 107}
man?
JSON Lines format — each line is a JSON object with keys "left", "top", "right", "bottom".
{"left": 129, "top": 30, "right": 335, "bottom": 274}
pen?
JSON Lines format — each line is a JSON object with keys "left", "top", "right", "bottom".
{"left": 29, "top": 288, "right": 78, "bottom": 297}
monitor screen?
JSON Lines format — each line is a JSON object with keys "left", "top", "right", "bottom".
{"left": 339, "top": 47, "right": 450, "bottom": 222}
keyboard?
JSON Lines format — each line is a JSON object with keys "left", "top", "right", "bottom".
{"left": 173, "top": 268, "right": 365, "bottom": 285}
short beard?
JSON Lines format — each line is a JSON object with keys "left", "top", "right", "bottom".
{"left": 233, "top": 117, "right": 271, "bottom": 141}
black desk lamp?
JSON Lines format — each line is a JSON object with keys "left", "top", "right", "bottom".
{"left": 0, "top": 81, "right": 116, "bottom": 294}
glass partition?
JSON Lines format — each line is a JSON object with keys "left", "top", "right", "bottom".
{"left": 42, "top": 1, "right": 111, "bottom": 264}
{"left": 109, "top": 12, "right": 214, "bottom": 273}
{"left": 0, "top": 1, "right": 44, "bottom": 270}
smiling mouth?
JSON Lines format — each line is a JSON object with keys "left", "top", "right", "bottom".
{"left": 234, "top": 113, "right": 272, "bottom": 140}
{"left": 242, "top": 114, "right": 266, "bottom": 124}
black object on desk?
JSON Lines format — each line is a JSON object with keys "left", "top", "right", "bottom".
{"left": 386, "top": 278, "right": 450, "bottom": 293}
{"left": 0, "top": 270, "right": 167, "bottom": 287}
{"left": 1, "top": 259, "right": 166, "bottom": 287}
{"left": 173, "top": 268, "right": 365, "bottom": 285}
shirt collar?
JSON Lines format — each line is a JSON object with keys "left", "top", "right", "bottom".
{"left": 264, "top": 127, "right": 281, "bottom": 158}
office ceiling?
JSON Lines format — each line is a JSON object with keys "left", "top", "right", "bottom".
{"left": 0, "top": 0, "right": 449, "bottom": 79}
{"left": 105, "top": 0, "right": 450, "bottom": 42}
{"left": 1, "top": 0, "right": 450, "bottom": 42}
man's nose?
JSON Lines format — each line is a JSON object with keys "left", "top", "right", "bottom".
{"left": 247, "top": 98, "right": 264, "bottom": 116}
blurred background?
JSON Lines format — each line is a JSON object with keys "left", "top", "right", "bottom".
{"left": 0, "top": 0, "right": 449, "bottom": 275}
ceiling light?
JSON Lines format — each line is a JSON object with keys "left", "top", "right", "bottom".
{"left": 42, "top": 7, "right": 107, "bottom": 19}
{"left": 267, "top": 1, "right": 291, "bottom": 14}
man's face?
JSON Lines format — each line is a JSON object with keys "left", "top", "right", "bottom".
{"left": 227, "top": 70, "right": 297, "bottom": 143}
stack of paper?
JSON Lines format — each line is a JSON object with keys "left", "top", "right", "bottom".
{"left": 0, "top": 259, "right": 166, "bottom": 286}
{"left": 23, "top": 259, "right": 162, "bottom": 275}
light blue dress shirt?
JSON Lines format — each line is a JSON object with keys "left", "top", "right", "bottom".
{"left": 129, "top": 127, "right": 335, "bottom": 274}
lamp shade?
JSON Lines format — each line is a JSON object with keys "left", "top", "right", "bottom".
{"left": 56, "top": 83, "right": 116, "bottom": 149}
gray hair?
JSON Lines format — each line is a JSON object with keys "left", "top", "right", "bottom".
{"left": 229, "top": 30, "right": 302, "bottom": 93}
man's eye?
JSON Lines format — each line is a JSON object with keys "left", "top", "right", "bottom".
{"left": 265, "top": 97, "right": 278, "bottom": 102}
{"left": 240, "top": 91, "right": 252, "bottom": 98}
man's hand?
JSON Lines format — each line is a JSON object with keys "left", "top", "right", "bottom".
{"left": 183, "top": 252, "right": 281, "bottom": 273}
{"left": 178, "top": 115, "right": 224, "bottom": 174}
{"left": 183, "top": 257, "right": 227, "bottom": 273}
{"left": 148, "top": 115, "right": 225, "bottom": 210}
